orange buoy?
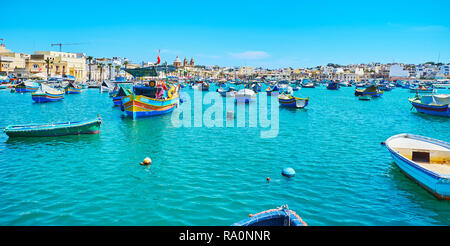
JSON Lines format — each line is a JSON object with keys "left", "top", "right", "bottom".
{"left": 266, "top": 177, "right": 271, "bottom": 182}
{"left": 140, "top": 157, "right": 152, "bottom": 165}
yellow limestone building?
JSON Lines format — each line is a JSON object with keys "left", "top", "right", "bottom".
{"left": 27, "top": 51, "right": 87, "bottom": 81}
{"left": 0, "top": 44, "right": 29, "bottom": 74}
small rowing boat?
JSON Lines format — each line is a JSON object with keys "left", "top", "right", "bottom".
{"left": 278, "top": 93, "right": 309, "bottom": 108}
{"left": 4, "top": 116, "right": 102, "bottom": 138}
{"left": 384, "top": 134, "right": 449, "bottom": 200}
{"left": 232, "top": 205, "right": 307, "bottom": 226}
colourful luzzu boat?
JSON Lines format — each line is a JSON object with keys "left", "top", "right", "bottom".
{"left": 32, "top": 84, "right": 64, "bottom": 103}
{"left": 112, "top": 84, "right": 133, "bottom": 106}
{"left": 326, "top": 81, "right": 340, "bottom": 90}
{"left": 278, "top": 93, "right": 309, "bottom": 108}
{"left": 4, "top": 116, "right": 102, "bottom": 138}
{"left": 65, "top": 82, "right": 82, "bottom": 94}
{"left": 354, "top": 85, "right": 383, "bottom": 97}
{"left": 232, "top": 205, "right": 307, "bottom": 226}
{"left": 409, "top": 94, "right": 450, "bottom": 117}
{"left": 265, "top": 85, "right": 279, "bottom": 96}
{"left": 15, "top": 81, "right": 40, "bottom": 93}
{"left": 384, "top": 134, "right": 450, "bottom": 200}
{"left": 121, "top": 81, "right": 179, "bottom": 119}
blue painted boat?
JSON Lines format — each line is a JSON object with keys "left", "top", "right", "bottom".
{"left": 121, "top": 81, "right": 179, "bottom": 119}
{"left": 265, "top": 85, "right": 279, "bottom": 96}
{"left": 385, "top": 133, "right": 450, "bottom": 200}
{"left": 278, "top": 93, "right": 309, "bottom": 108}
{"left": 15, "top": 81, "right": 40, "bottom": 93}
{"left": 326, "top": 81, "right": 340, "bottom": 90}
{"left": 355, "top": 85, "right": 383, "bottom": 97}
{"left": 232, "top": 205, "right": 307, "bottom": 226}
{"left": 31, "top": 84, "right": 64, "bottom": 103}
{"left": 65, "top": 82, "right": 82, "bottom": 94}
{"left": 409, "top": 94, "right": 450, "bottom": 117}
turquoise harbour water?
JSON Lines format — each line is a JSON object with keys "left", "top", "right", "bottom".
{"left": 0, "top": 85, "right": 449, "bottom": 226}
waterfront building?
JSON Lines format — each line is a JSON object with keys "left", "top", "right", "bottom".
{"left": 389, "top": 64, "right": 409, "bottom": 80}
{"left": 0, "top": 44, "right": 30, "bottom": 76}
{"left": 25, "top": 51, "right": 87, "bottom": 81}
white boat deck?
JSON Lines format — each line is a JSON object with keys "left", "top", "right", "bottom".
{"left": 416, "top": 162, "right": 450, "bottom": 175}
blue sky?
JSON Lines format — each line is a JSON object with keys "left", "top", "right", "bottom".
{"left": 1, "top": 0, "right": 449, "bottom": 68}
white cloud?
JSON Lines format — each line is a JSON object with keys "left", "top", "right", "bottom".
{"left": 229, "top": 51, "right": 270, "bottom": 60}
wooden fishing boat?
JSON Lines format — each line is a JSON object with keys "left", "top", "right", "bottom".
{"left": 302, "top": 82, "right": 315, "bottom": 88}
{"left": 113, "top": 84, "right": 133, "bottom": 106}
{"left": 384, "top": 134, "right": 449, "bottom": 200}
{"left": 409, "top": 86, "right": 435, "bottom": 94}
{"left": 65, "top": 82, "right": 82, "bottom": 94}
{"left": 235, "top": 88, "right": 256, "bottom": 103}
{"left": 31, "top": 84, "right": 64, "bottom": 103}
{"left": 326, "top": 82, "right": 340, "bottom": 90}
{"left": 121, "top": 81, "right": 179, "bottom": 119}
{"left": 217, "top": 86, "right": 236, "bottom": 97}
{"left": 232, "top": 205, "right": 307, "bottom": 226}
{"left": 265, "top": 85, "right": 279, "bottom": 96}
{"left": 409, "top": 94, "right": 450, "bottom": 117}
{"left": 4, "top": 116, "right": 102, "bottom": 138}
{"left": 278, "top": 93, "right": 309, "bottom": 108}
{"left": 100, "top": 81, "right": 114, "bottom": 93}
{"left": 355, "top": 85, "right": 383, "bottom": 97}
{"left": 14, "top": 81, "right": 40, "bottom": 93}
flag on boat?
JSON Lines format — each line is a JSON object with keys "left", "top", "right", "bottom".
{"left": 156, "top": 50, "right": 160, "bottom": 65}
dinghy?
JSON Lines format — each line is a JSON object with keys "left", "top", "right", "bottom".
{"left": 359, "top": 95, "right": 371, "bottom": 101}
{"left": 278, "top": 93, "right": 309, "bottom": 108}
{"left": 232, "top": 205, "right": 307, "bottom": 226}
{"left": 384, "top": 133, "right": 449, "bottom": 200}
{"left": 4, "top": 116, "right": 102, "bottom": 138}
{"left": 409, "top": 94, "right": 450, "bottom": 117}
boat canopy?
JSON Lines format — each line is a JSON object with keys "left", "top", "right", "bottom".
{"left": 421, "top": 94, "right": 450, "bottom": 105}
{"left": 124, "top": 67, "right": 158, "bottom": 77}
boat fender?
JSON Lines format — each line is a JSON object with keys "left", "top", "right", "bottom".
{"left": 282, "top": 168, "right": 295, "bottom": 178}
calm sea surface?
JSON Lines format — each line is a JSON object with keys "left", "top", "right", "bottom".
{"left": 0, "top": 85, "right": 449, "bottom": 225}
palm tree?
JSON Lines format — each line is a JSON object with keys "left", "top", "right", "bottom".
{"left": 124, "top": 61, "right": 129, "bottom": 69}
{"left": 107, "top": 63, "right": 112, "bottom": 80}
{"left": 44, "top": 57, "right": 54, "bottom": 78}
{"left": 115, "top": 65, "right": 121, "bottom": 77}
{"left": 98, "top": 64, "right": 104, "bottom": 82}
{"left": 86, "top": 56, "right": 93, "bottom": 81}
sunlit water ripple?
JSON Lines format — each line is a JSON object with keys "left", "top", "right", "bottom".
{"left": 0, "top": 85, "right": 449, "bottom": 225}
